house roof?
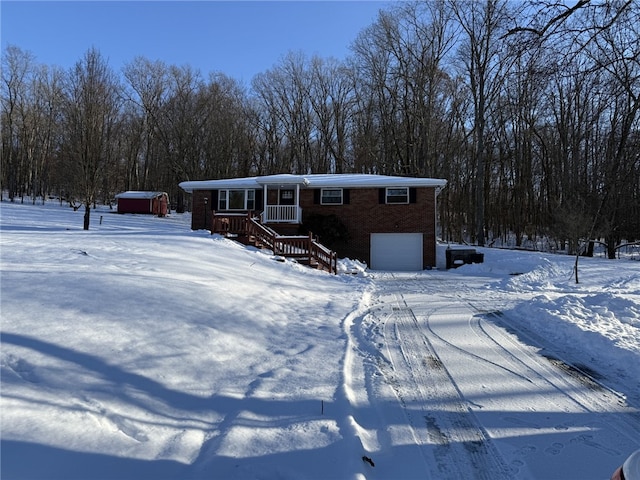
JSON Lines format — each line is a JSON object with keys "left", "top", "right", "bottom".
{"left": 179, "top": 174, "right": 447, "bottom": 193}
{"left": 115, "top": 191, "right": 167, "bottom": 199}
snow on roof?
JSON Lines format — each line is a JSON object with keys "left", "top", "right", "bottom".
{"left": 115, "top": 191, "right": 167, "bottom": 199}
{"left": 179, "top": 174, "right": 447, "bottom": 192}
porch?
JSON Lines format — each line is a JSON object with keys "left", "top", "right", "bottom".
{"left": 260, "top": 181, "right": 305, "bottom": 224}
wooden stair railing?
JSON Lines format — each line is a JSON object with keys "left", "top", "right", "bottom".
{"left": 211, "top": 211, "right": 337, "bottom": 274}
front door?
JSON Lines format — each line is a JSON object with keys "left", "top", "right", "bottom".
{"left": 279, "top": 189, "right": 295, "bottom": 205}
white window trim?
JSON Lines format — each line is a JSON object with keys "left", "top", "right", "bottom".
{"left": 386, "top": 187, "right": 409, "bottom": 204}
{"left": 321, "top": 188, "right": 343, "bottom": 205}
{"left": 219, "top": 189, "right": 255, "bottom": 211}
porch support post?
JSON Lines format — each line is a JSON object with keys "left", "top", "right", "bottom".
{"left": 296, "top": 184, "right": 301, "bottom": 223}
{"left": 263, "top": 186, "right": 268, "bottom": 223}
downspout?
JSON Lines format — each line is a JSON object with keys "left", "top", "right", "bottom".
{"left": 435, "top": 184, "right": 446, "bottom": 240}
{"left": 435, "top": 184, "right": 447, "bottom": 269}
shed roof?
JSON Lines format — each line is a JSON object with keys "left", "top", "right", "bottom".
{"left": 115, "top": 191, "right": 167, "bottom": 199}
{"left": 179, "top": 174, "right": 447, "bottom": 193}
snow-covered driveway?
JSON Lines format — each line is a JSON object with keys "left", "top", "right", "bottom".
{"left": 345, "top": 272, "right": 640, "bottom": 479}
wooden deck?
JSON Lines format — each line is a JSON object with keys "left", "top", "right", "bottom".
{"left": 211, "top": 212, "right": 338, "bottom": 274}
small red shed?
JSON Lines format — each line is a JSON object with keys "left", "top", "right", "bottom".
{"left": 115, "top": 191, "right": 169, "bottom": 216}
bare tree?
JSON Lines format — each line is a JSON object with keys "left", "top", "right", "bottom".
{"left": 252, "top": 52, "right": 316, "bottom": 174}
{"left": 122, "top": 57, "right": 170, "bottom": 191}
{"left": 309, "top": 56, "right": 356, "bottom": 173}
{"left": 62, "top": 47, "right": 121, "bottom": 229}
{"left": 351, "top": 11, "right": 400, "bottom": 174}
{"left": 26, "top": 64, "right": 64, "bottom": 204}
{"left": 1, "top": 46, "right": 63, "bottom": 204}
{"left": 375, "top": 1, "right": 457, "bottom": 176}
{"left": 250, "top": 74, "right": 286, "bottom": 174}
{"left": 585, "top": 2, "right": 640, "bottom": 258}
{"left": 1, "top": 45, "right": 34, "bottom": 201}
{"left": 451, "top": 0, "right": 512, "bottom": 247}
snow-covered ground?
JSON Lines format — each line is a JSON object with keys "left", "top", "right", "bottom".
{"left": 1, "top": 200, "right": 638, "bottom": 479}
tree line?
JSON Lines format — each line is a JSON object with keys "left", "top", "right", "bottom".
{"left": 2, "top": 0, "right": 638, "bottom": 257}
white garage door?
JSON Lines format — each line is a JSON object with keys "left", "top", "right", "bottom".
{"left": 370, "top": 233, "right": 423, "bottom": 271}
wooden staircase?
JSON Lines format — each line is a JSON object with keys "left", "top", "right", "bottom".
{"left": 211, "top": 212, "right": 338, "bottom": 274}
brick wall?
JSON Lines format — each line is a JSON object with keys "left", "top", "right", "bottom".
{"left": 299, "top": 187, "right": 437, "bottom": 268}
{"left": 191, "top": 190, "right": 211, "bottom": 230}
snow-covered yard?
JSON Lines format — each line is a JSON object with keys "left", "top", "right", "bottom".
{"left": 1, "top": 201, "right": 638, "bottom": 479}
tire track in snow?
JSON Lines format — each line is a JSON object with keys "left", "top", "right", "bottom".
{"left": 369, "top": 272, "right": 640, "bottom": 478}
{"left": 428, "top": 286, "right": 640, "bottom": 465}
{"left": 386, "top": 273, "right": 635, "bottom": 418}
{"left": 381, "top": 300, "right": 510, "bottom": 479}
{"left": 425, "top": 306, "right": 593, "bottom": 416}
{"left": 463, "top": 300, "right": 640, "bottom": 446}
{"left": 421, "top": 292, "right": 640, "bottom": 456}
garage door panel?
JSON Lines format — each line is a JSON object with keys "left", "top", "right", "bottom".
{"left": 370, "top": 233, "right": 423, "bottom": 271}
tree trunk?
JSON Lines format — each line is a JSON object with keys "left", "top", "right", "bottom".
{"left": 606, "top": 235, "right": 618, "bottom": 260}
{"left": 83, "top": 203, "right": 91, "bottom": 230}
{"left": 585, "top": 240, "right": 594, "bottom": 257}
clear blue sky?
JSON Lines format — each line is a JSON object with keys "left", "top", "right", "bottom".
{"left": 1, "top": 1, "right": 387, "bottom": 85}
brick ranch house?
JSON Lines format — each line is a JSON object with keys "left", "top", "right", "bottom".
{"left": 179, "top": 174, "right": 447, "bottom": 271}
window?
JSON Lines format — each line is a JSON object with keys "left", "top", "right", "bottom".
{"left": 247, "top": 189, "right": 255, "bottom": 210}
{"left": 228, "top": 190, "right": 245, "bottom": 209}
{"left": 386, "top": 187, "right": 409, "bottom": 204}
{"left": 321, "top": 188, "right": 343, "bottom": 205}
{"left": 218, "top": 189, "right": 255, "bottom": 211}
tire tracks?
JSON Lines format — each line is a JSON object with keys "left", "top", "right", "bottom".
{"left": 465, "top": 299, "right": 640, "bottom": 445}
{"left": 381, "top": 299, "right": 510, "bottom": 479}
{"left": 359, "top": 272, "right": 640, "bottom": 478}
